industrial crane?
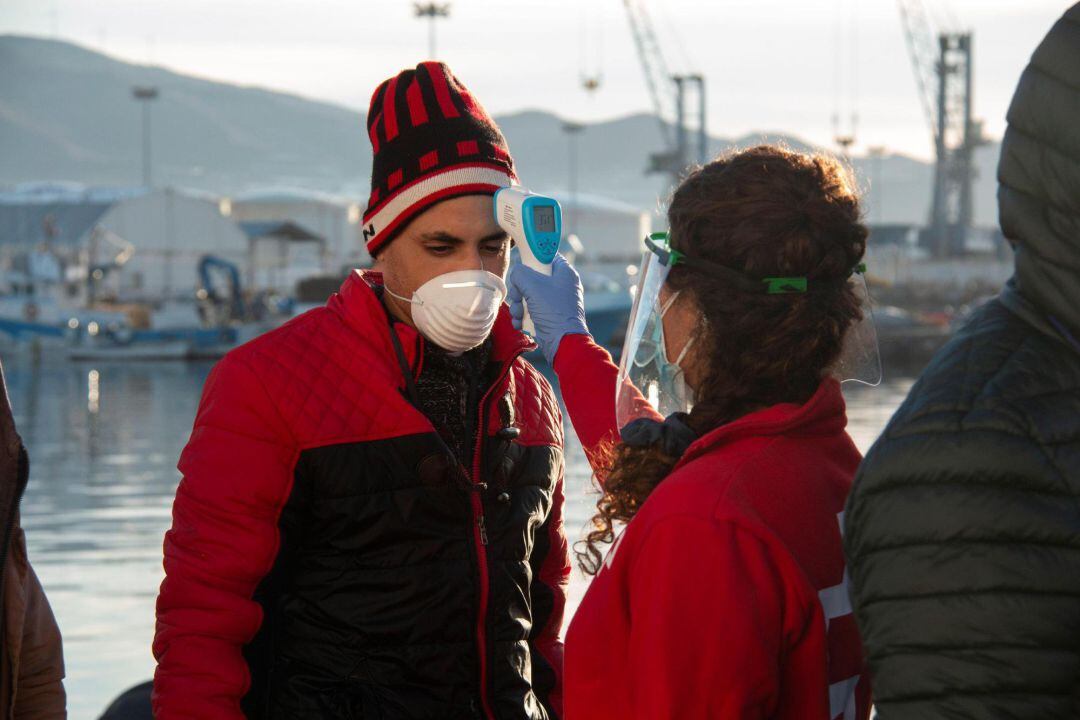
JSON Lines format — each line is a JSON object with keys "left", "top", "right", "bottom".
{"left": 622, "top": 0, "right": 706, "bottom": 184}
{"left": 897, "top": 0, "right": 986, "bottom": 258}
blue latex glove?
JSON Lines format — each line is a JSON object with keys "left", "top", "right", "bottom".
{"left": 506, "top": 253, "right": 590, "bottom": 365}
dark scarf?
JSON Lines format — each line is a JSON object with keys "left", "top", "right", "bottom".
{"left": 414, "top": 339, "right": 494, "bottom": 467}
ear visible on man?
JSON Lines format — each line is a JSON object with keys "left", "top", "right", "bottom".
{"left": 377, "top": 246, "right": 417, "bottom": 325}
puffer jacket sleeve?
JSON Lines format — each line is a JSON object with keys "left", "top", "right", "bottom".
{"left": 153, "top": 354, "right": 296, "bottom": 720}
{"left": 844, "top": 420, "right": 1080, "bottom": 719}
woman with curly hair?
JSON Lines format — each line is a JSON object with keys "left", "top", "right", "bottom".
{"left": 507, "top": 145, "right": 873, "bottom": 719}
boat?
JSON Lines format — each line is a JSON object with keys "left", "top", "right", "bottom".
{"left": 580, "top": 270, "right": 634, "bottom": 354}
{"left": 0, "top": 253, "right": 293, "bottom": 361}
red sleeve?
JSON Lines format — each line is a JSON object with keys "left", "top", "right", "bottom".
{"left": 551, "top": 334, "right": 622, "bottom": 473}
{"left": 153, "top": 354, "right": 297, "bottom": 720}
{"left": 552, "top": 334, "right": 659, "bottom": 480}
{"left": 529, "top": 463, "right": 571, "bottom": 718}
{"left": 625, "top": 516, "right": 799, "bottom": 719}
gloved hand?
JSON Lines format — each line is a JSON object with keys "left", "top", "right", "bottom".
{"left": 506, "top": 253, "right": 590, "bottom": 365}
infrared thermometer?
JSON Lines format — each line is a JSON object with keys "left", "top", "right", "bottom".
{"left": 494, "top": 187, "right": 563, "bottom": 335}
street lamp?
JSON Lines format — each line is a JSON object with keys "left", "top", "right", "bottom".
{"left": 563, "top": 122, "right": 584, "bottom": 237}
{"left": 414, "top": 3, "right": 451, "bottom": 59}
{"left": 131, "top": 85, "right": 159, "bottom": 188}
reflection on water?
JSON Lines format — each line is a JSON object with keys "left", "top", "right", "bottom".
{"left": 9, "top": 359, "right": 210, "bottom": 720}
{"left": 6, "top": 357, "right": 913, "bottom": 719}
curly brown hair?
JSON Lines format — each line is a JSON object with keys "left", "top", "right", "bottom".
{"left": 576, "top": 145, "right": 868, "bottom": 575}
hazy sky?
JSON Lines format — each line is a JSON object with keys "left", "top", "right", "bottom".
{"left": 1, "top": 0, "right": 1069, "bottom": 160}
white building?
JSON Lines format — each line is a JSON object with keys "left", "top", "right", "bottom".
{"left": 229, "top": 187, "right": 366, "bottom": 271}
{"left": 239, "top": 220, "right": 326, "bottom": 295}
{"left": 0, "top": 185, "right": 251, "bottom": 302}
{"left": 552, "top": 193, "right": 652, "bottom": 287}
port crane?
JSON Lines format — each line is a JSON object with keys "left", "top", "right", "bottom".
{"left": 897, "top": 0, "right": 986, "bottom": 257}
{"left": 622, "top": 0, "right": 707, "bottom": 184}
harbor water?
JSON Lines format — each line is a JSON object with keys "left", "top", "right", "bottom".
{"left": 7, "top": 357, "right": 914, "bottom": 719}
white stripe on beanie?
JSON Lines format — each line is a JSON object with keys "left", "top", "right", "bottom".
{"left": 363, "top": 165, "right": 514, "bottom": 249}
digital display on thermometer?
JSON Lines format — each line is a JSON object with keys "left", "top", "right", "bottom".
{"left": 532, "top": 205, "right": 557, "bottom": 233}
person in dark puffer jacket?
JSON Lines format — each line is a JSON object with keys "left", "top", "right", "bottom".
{"left": 843, "top": 5, "right": 1080, "bottom": 718}
{"left": 153, "top": 62, "right": 569, "bottom": 720}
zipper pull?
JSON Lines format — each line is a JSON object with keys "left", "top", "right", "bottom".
{"left": 478, "top": 514, "right": 489, "bottom": 545}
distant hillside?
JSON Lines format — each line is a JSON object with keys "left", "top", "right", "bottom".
{"left": 0, "top": 34, "right": 368, "bottom": 191}
{"left": 0, "top": 34, "right": 1002, "bottom": 226}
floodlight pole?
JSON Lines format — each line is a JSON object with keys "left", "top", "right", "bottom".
{"left": 414, "top": 3, "right": 451, "bottom": 58}
{"left": 132, "top": 85, "right": 159, "bottom": 187}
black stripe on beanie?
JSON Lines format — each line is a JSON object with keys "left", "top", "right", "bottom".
{"left": 363, "top": 62, "right": 516, "bottom": 251}
{"left": 414, "top": 64, "right": 442, "bottom": 124}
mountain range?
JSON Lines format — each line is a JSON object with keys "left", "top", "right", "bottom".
{"left": 0, "top": 34, "right": 1003, "bottom": 227}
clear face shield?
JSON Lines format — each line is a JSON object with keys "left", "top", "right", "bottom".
{"left": 616, "top": 233, "right": 686, "bottom": 430}
{"left": 615, "top": 233, "right": 880, "bottom": 433}
{"left": 831, "top": 267, "right": 882, "bottom": 388}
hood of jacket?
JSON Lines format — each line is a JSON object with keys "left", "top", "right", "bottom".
{"left": 997, "top": 4, "right": 1080, "bottom": 342}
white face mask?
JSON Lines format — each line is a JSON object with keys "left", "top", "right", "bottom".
{"left": 385, "top": 269, "right": 507, "bottom": 354}
{"left": 659, "top": 290, "right": 697, "bottom": 407}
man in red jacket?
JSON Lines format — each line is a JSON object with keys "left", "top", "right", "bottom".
{"left": 152, "top": 62, "right": 570, "bottom": 720}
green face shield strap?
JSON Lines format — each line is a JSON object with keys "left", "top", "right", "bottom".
{"left": 643, "top": 232, "right": 809, "bottom": 295}
{"left": 644, "top": 233, "right": 870, "bottom": 293}
{"left": 616, "top": 233, "right": 881, "bottom": 431}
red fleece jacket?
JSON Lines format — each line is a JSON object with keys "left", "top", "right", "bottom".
{"left": 555, "top": 334, "right": 871, "bottom": 720}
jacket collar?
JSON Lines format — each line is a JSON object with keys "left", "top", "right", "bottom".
{"left": 672, "top": 378, "right": 849, "bottom": 471}
{"left": 999, "top": 280, "right": 1080, "bottom": 355}
{"left": 330, "top": 269, "right": 535, "bottom": 371}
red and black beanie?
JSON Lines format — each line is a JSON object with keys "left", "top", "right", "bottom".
{"left": 362, "top": 62, "right": 517, "bottom": 256}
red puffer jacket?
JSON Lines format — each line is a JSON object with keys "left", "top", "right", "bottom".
{"left": 153, "top": 270, "right": 570, "bottom": 720}
{"left": 555, "top": 334, "right": 872, "bottom": 720}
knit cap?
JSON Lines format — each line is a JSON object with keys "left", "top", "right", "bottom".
{"left": 362, "top": 62, "right": 517, "bottom": 256}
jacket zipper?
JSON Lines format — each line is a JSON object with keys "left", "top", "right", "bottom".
{"left": 467, "top": 349, "right": 525, "bottom": 720}
{"left": 386, "top": 303, "right": 532, "bottom": 718}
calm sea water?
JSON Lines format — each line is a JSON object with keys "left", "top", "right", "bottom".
{"left": 5, "top": 357, "right": 914, "bottom": 719}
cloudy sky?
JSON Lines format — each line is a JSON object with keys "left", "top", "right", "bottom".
{"left": 1, "top": 0, "right": 1069, "bottom": 160}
